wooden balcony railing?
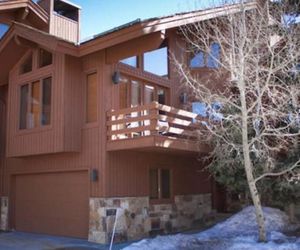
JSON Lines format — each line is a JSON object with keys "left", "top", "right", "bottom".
{"left": 107, "top": 102, "right": 203, "bottom": 142}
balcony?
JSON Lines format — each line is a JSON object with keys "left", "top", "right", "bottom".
{"left": 106, "top": 102, "right": 209, "bottom": 154}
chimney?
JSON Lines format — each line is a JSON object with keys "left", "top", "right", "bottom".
{"left": 37, "top": 0, "right": 81, "bottom": 44}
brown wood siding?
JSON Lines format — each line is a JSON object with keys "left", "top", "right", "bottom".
{"left": 3, "top": 51, "right": 104, "bottom": 197}
{"left": 12, "top": 171, "right": 89, "bottom": 238}
{"left": 105, "top": 151, "right": 211, "bottom": 197}
{"left": 7, "top": 51, "right": 64, "bottom": 157}
{"left": 0, "top": 86, "right": 7, "bottom": 196}
{"left": 50, "top": 13, "right": 79, "bottom": 43}
{"left": 37, "top": 0, "right": 52, "bottom": 14}
{"left": 103, "top": 30, "right": 214, "bottom": 198}
{"left": 63, "top": 55, "right": 82, "bottom": 152}
{"left": 6, "top": 51, "right": 83, "bottom": 157}
{"left": 2, "top": 27, "right": 216, "bottom": 201}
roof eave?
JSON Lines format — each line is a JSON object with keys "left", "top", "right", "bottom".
{"left": 79, "top": 1, "right": 257, "bottom": 57}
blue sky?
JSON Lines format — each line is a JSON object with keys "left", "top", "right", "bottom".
{"left": 67, "top": 0, "right": 221, "bottom": 40}
{"left": 1, "top": 0, "right": 223, "bottom": 41}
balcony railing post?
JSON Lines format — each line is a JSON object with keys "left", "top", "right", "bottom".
{"left": 149, "top": 102, "right": 159, "bottom": 135}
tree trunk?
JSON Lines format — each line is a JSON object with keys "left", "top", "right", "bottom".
{"left": 288, "top": 203, "right": 296, "bottom": 223}
{"left": 240, "top": 88, "right": 267, "bottom": 242}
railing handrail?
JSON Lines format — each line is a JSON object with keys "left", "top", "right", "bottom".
{"left": 107, "top": 102, "right": 157, "bottom": 116}
{"left": 107, "top": 101, "right": 203, "bottom": 142}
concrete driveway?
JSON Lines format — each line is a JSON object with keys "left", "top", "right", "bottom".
{"left": 0, "top": 232, "right": 131, "bottom": 250}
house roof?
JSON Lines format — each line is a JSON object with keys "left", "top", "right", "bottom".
{"left": 0, "top": 0, "right": 258, "bottom": 60}
{"left": 78, "top": 1, "right": 257, "bottom": 56}
{"left": 0, "top": 0, "right": 49, "bottom": 25}
{"left": 0, "top": 21, "right": 77, "bottom": 85}
{"left": 0, "top": 0, "right": 260, "bottom": 85}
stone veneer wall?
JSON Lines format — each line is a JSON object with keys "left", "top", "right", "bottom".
{"left": 89, "top": 193, "right": 212, "bottom": 244}
{"left": 0, "top": 197, "right": 8, "bottom": 231}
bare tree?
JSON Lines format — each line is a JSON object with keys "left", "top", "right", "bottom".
{"left": 174, "top": 0, "right": 300, "bottom": 242}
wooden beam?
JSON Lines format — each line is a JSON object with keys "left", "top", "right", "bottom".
{"left": 17, "top": 7, "right": 29, "bottom": 21}
{"left": 14, "top": 35, "right": 37, "bottom": 48}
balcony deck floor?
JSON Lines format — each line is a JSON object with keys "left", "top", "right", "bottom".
{"left": 107, "top": 135, "right": 209, "bottom": 155}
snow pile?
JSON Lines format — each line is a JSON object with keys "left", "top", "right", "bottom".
{"left": 123, "top": 206, "right": 300, "bottom": 250}
{"left": 198, "top": 206, "right": 295, "bottom": 238}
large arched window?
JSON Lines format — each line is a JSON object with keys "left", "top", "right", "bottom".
{"left": 0, "top": 23, "right": 9, "bottom": 39}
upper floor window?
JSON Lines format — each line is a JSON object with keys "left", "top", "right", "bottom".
{"left": 190, "top": 42, "right": 221, "bottom": 69}
{"left": 20, "top": 53, "right": 33, "bottom": 75}
{"left": 144, "top": 46, "right": 168, "bottom": 77}
{"left": 19, "top": 77, "right": 52, "bottom": 129}
{"left": 39, "top": 49, "right": 53, "bottom": 68}
{"left": 118, "top": 44, "right": 169, "bottom": 78}
{"left": 86, "top": 72, "right": 97, "bottom": 123}
{"left": 118, "top": 75, "right": 168, "bottom": 109}
{"left": 120, "top": 56, "right": 138, "bottom": 68}
{"left": 207, "top": 43, "right": 221, "bottom": 68}
{"left": 190, "top": 51, "right": 205, "bottom": 68}
{"left": 0, "top": 23, "right": 9, "bottom": 39}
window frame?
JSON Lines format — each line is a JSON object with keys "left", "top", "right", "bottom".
{"left": 143, "top": 45, "right": 169, "bottom": 78}
{"left": 117, "top": 74, "right": 170, "bottom": 109}
{"left": 149, "top": 167, "right": 173, "bottom": 204}
{"left": 38, "top": 48, "right": 53, "bottom": 68}
{"left": 118, "top": 42, "right": 170, "bottom": 79}
{"left": 18, "top": 75, "right": 53, "bottom": 131}
{"left": 19, "top": 52, "right": 33, "bottom": 75}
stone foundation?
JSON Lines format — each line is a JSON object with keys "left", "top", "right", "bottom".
{"left": 89, "top": 194, "right": 211, "bottom": 244}
{"left": 0, "top": 197, "right": 8, "bottom": 231}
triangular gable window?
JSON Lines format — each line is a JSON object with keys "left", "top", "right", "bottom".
{"left": 0, "top": 23, "right": 9, "bottom": 39}
{"left": 20, "top": 53, "right": 33, "bottom": 75}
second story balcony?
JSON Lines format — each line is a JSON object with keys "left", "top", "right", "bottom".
{"left": 107, "top": 102, "right": 209, "bottom": 154}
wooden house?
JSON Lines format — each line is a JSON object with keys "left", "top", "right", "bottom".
{"left": 0, "top": 0, "right": 257, "bottom": 243}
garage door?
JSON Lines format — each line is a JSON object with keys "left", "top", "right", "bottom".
{"left": 14, "top": 171, "right": 89, "bottom": 238}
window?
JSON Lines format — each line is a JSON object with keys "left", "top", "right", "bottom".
{"left": 157, "top": 89, "right": 166, "bottom": 105}
{"left": 19, "top": 84, "right": 29, "bottom": 129}
{"left": 207, "top": 43, "right": 221, "bottom": 68}
{"left": 144, "top": 47, "right": 168, "bottom": 77}
{"left": 120, "top": 56, "right": 138, "bottom": 68}
{"left": 130, "top": 80, "right": 141, "bottom": 107}
{"left": 0, "top": 23, "right": 9, "bottom": 39}
{"left": 190, "top": 42, "right": 221, "bottom": 69}
{"left": 192, "top": 101, "right": 223, "bottom": 122}
{"left": 42, "top": 77, "right": 52, "bottom": 125}
{"left": 39, "top": 49, "right": 53, "bottom": 68}
{"left": 19, "top": 77, "right": 52, "bottom": 129}
{"left": 149, "top": 168, "right": 171, "bottom": 200}
{"left": 30, "top": 80, "right": 41, "bottom": 128}
{"left": 144, "top": 85, "right": 155, "bottom": 104}
{"left": 118, "top": 75, "right": 169, "bottom": 109}
{"left": 86, "top": 72, "right": 97, "bottom": 123}
{"left": 20, "top": 53, "right": 33, "bottom": 75}
{"left": 190, "top": 51, "right": 205, "bottom": 68}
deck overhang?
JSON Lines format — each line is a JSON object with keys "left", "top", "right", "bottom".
{"left": 107, "top": 135, "right": 209, "bottom": 155}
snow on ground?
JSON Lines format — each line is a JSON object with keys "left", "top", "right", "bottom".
{"left": 123, "top": 206, "right": 300, "bottom": 250}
